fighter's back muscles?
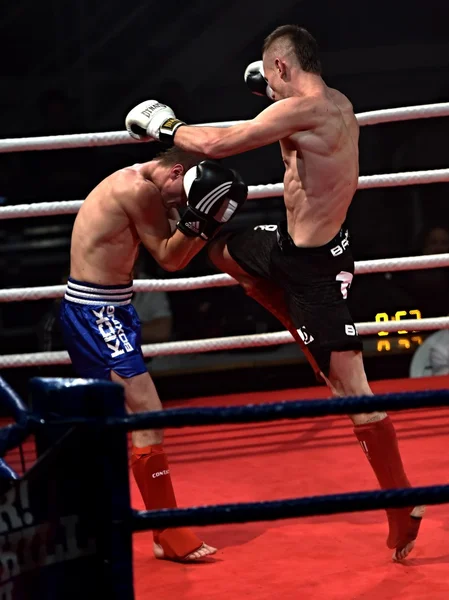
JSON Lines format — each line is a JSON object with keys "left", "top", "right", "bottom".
{"left": 122, "top": 174, "right": 206, "bottom": 272}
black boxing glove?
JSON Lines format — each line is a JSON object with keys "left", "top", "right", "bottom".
{"left": 177, "top": 161, "right": 248, "bottom": 241}
{"left": 244, "top": 60, "right": 274, "bottom": 100}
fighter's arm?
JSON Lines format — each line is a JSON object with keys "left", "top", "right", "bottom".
{"left": 125, "top": 181, "right": 206, "bottom": 272}
{"left": 126, "top": 97, "right": 320, "bottom": 159}
{"left": 174, "top": 98, "right": 316, "bottom": 158}
{"left": 167, "top": 207, "right": 181, "bottom": 232}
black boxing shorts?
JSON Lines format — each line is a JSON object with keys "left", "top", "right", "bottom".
{"left": 226, "top": 221, "right": 363, "bottom": 376}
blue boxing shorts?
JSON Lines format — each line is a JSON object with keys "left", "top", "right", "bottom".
{"left": 59, "top": 277, "right": 148, "bottom": 380}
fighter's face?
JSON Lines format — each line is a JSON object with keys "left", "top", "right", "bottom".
{"left": 262, "top": 57, "right": 281, "bottom": 101}
{"left": 262, "top": 54, "right": 288, "bottom": 101}
{"left": 161, "top": 165, "right": 186, "bottom": 207}
{"left": 262, "top": 57, "right": 276, "bottom": 99}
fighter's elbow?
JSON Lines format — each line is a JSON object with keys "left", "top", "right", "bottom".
{"left": 201, "top": 136, "right": 229, "bottom": 160}
{"left": 209, "top": 147, "right": 229, "bottom": 160}
{"left": 144, "top": 243, "right": 179, "bottom": 272}
{"left": 159, "top": 259, "right": 180, "bottom": 272}
{"left": 158, "top": 256, "right": 187, "bottom": 272}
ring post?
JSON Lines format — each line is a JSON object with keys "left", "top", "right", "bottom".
{"left": 0, "top": 378, "right": 134, "bottom": 600}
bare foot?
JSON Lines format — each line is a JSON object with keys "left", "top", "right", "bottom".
{"left": 153, "top": 527, "right": 217, "bottom": 562}
{"left": 153, "top": 541, "right": 217, "bottom": 562}
{"left": 389, "top": 505, "right": 425, "bottom": 561}
{"left": 392, "top": 540, "right": 415, "bottom": 562}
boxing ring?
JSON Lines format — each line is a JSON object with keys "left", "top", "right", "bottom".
{"left": 1, "top": 102, "right": 449, "bottom": 599}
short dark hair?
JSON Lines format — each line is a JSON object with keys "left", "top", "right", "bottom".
{"left": 263, "top": 25, "right": 321, "bottom": 75}
{"left": 154, "top": 147, "right": 201, "bottom": 171}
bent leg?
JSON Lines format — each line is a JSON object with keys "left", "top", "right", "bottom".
{"left": 208, "top": 235, "right": 260, "bottom": 287}
{"left": 329, "top": 351, "right": 424, "bottom": 561}
{"left": 111, "top": 371, "right": 216, "bottom": 561}
{"left": 208, "top": 237, "right": 329, "bottom": 383}
{"left": 209, "top": 236, "right": 297, "bottom": 331}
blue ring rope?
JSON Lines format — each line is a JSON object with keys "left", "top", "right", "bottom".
{"left": 107, "top": 389, "right": 449, "bottom": 431}
{"left": 3, "top": 385, "right": 449, "bottom": 453}
{"left": 0, "top": 376, "right": 29, "bottom": 423}
{"left": 0, "top": 376, "right": 33, "bottom": 455}
{"left": 131, "top": 484, "right": 449, "bottom": 531}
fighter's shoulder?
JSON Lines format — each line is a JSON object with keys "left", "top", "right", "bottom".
{"left": 111, "top": 166, "right": 158, "bottom": 203}
{"left": 287, "top": 91, "right": 352, "bottom": 116}
{"left": 277, "top": 96, "right": 332, "bottom": 122}
{"left": 326, "top": 88, "right": 356, "bottom": 117}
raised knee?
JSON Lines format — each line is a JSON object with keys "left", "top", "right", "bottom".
{"left": 207, "top": 237, "right": 253, "bottom": 287}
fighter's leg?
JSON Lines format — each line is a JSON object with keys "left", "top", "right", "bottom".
{"left": 111, "top": 369, "right": 162, "bottom": 446}
{"left": 328, "top": 350, "right": 424, "bottom": 561}
{"left": 59, "top": 295, "right": 214, "bottom": 560}
{"left": 208, "top": 235, "right": 264, "bottom": 288}
{"left": 110, "top": 370, "right": 216, "bottom": 561}
{"left": 209, "top": 236, "right": 296, "bottom": 328}
{"left": 281, "top": 271, "right": 423, "bottom": 561}
{"left": 208, "top": 236, "right": 329, "bottom": 383}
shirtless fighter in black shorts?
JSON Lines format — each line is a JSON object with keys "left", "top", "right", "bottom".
{"left": 125, "top": 25, "right": 424, "bottom": 561}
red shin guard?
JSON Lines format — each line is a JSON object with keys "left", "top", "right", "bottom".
{"left": 131, "top": 444, "right": 177, "bottom": 511}
{"left": 131, "top": 444, "right": 203, "bottom": 560}
{"left": 354, "top": 416, "right": 411, "bottom": 490}
{"left": 354, "top": 416, "right": 421, "bottom": 550}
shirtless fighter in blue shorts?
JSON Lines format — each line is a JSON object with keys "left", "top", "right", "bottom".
{"left": 60, "top": 147, "right": 247, "bottom": 562}
{"left": 125, "top": 25, "right": 424, "bottom": 561}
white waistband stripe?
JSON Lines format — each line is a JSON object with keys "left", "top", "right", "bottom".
{"left": 65, "top": 280, "right": 134, "bottom": 305}
{"left": 65, "top": 289, "right": 133, "bottom": 301}
{"left": 66, "top": 281, "right": 134, "bottom": 294}
{"left": 64, "top": 294, "right": 132, "bottom": 306}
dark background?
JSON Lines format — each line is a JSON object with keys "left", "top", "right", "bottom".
{"left": 1, "top": 0, "right": 449, "bottom": 399}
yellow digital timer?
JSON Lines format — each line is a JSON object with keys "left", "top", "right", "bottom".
{"left": 374, "top": 309, "right": 423, "bottom": 353}
{"left": 375, "top": 309, "right": 422, "bottom": 336}
{"left": 376, "top": 336, "right": 423, "bottom": 352}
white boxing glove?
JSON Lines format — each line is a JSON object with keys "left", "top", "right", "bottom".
{"left": 244, "top": 61, "right": 274, "bottom": 100}
{"left": 125, "top": 100, "right": 186, "bottom": 144}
